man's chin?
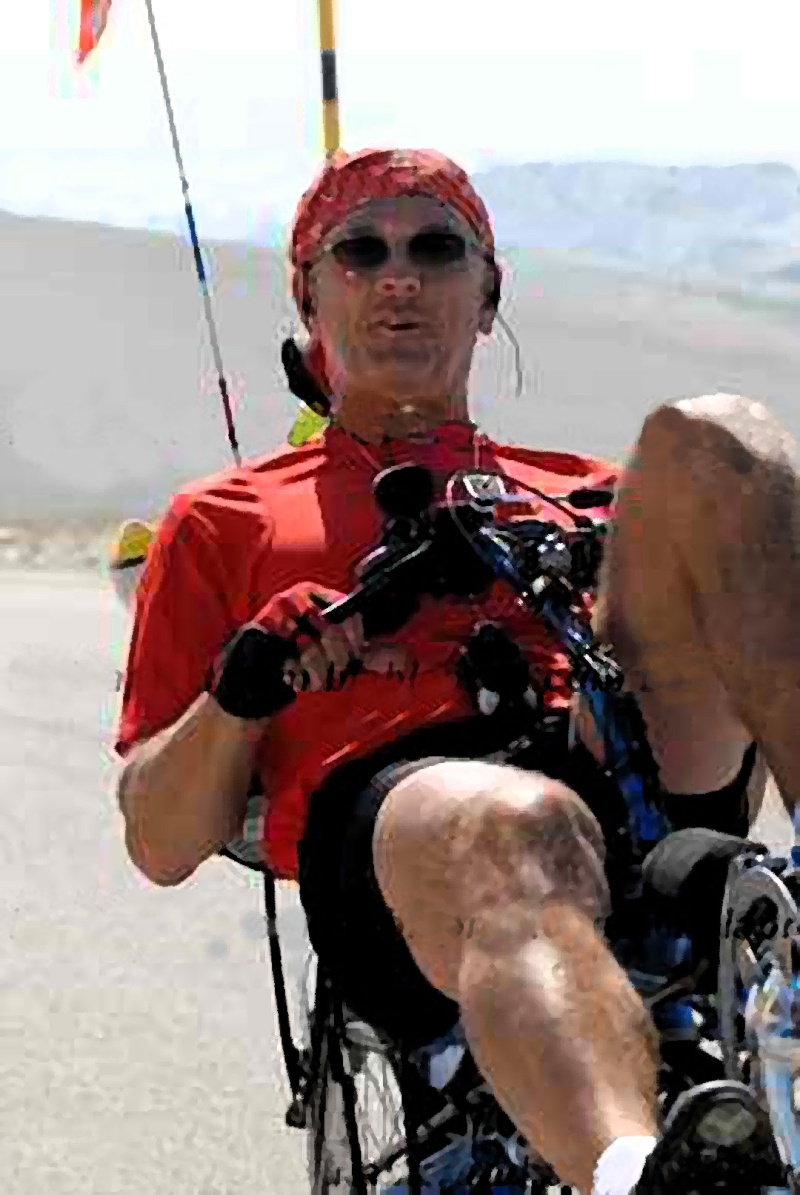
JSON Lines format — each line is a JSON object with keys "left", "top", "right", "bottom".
{"left": 357, "top": 340, "right": 441, "bottom": 372}
{"left": 342, "top": 352, "right": 463, "bottom": 431}
{"left": 353, "top": 357, "right": 445, "bottom": 399}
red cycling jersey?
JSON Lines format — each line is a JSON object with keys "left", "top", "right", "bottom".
{"left": 115, "top": 423, "right": 617, "bottom": 879}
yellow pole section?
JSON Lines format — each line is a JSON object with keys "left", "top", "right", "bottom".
{"left": 287, "top": 1, "right": 342, "bottom": 448}
{"left": 316, "top": 0, "right": 341, "bottom": 156}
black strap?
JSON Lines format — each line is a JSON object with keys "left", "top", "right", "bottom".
{"left": 263, "top": 869, "right": 302, "bottom": 1098}
{"left": 219, "top": 775, "right": 303, "bottom": 1105}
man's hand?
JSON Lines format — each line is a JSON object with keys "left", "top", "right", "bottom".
{"left": 263, "top": 583, "right": 367, "bottom": 693}
{"left": 209, "top": 583, "right": 369, "bottom": 719}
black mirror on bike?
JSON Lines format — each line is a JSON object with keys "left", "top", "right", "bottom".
{"left": 373, "top": 464, "right": 435, "bottom": 523}
{"left": 566, "top": 487, "right": 615, "bottom": 509}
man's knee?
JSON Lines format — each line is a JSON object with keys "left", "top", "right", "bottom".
{"left": 639, "top": 393, "right": 795, "bottom": 486}
{"left": 641, "top": 393, "right": 799, "bottom": 584}
{"left": 374, "top": 760, "right": 610, "bottom": 971}
{"left": 458, "top": 767, "right": 611, "bottom": 942}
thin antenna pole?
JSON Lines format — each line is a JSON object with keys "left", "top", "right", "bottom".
{"left": 142, "top": 0, "right": 242, "bottom": 465}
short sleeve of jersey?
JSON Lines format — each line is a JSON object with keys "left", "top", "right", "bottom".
{"left": 113, "top": 491, "right": 240, "bottom": 757}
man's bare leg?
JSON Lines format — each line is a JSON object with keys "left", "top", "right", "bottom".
{"left": 372, "top": 759, "right": 659, "bottom": 1192}
{"left": 593, "top": 393, "right": 798, "bottom": 820}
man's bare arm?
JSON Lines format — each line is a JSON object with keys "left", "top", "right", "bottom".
{"left": 117, "top": 694, "right": 268, "bottom": 886}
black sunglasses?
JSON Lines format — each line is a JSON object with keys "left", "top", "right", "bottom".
{"left": 328, "top": 229, "right": 473, "bottom": 272}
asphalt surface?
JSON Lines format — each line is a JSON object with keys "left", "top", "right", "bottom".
{"left": 0, "top": 571, "right": 309, "bottom": 1193}
{"left": 0, "top": 569, "right": 791, "bottom": 1193}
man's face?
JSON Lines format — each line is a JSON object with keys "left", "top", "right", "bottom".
{"left": 303, "top": 195, "right": 496, "bottom": 418}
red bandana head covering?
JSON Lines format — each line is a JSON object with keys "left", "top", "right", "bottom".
{"left": 288, "top": 148, "right": 496, "bottom": 396}
{"left": 291, "top": 147, "right": 495, "bottom": 267}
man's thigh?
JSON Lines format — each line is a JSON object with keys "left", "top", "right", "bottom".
{"left": 297, "top": 752, "right": 461, "bottom": 1050}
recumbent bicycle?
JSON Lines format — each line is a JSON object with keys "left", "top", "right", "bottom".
{"left": 221, "top": 461, "right": 800, "bottom": 1193}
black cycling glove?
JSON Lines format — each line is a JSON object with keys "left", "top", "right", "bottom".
{"left": 207, "top": 583, "right": 344, "bottom": 720}
{"left": 208, "top": 623, "right": 296, "bottom": 720}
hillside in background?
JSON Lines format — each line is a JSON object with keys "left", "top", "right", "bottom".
{"left": 470, "top": 160, "right": 800, "bottom": 289}
{"left": 2, "top": 157, "right": 800, "bottom": 527}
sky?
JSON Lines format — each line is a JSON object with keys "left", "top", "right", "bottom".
{"left": 3, "top": 0, "right": 800, "bottom": 239}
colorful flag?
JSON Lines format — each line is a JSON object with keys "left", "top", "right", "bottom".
{"left": 76, "top": 0, "right": 112, "bottom": 64}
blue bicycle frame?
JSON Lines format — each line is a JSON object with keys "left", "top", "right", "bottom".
{"left": 471, "top": 521, "right": 673, "bottom": 856}
{"left": 470, "top": 517, "right": 702, "bottom": 1025}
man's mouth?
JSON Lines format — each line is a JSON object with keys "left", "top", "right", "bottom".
{"left": 373, "top": 318, "right": 425, "bottom": 336}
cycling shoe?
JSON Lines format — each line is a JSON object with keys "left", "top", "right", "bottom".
{"left": 632, "top": 1079, "right": 786, "bottom": 1194}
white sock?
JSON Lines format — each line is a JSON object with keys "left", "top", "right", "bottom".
{"left": 592, "top": 1135, "right": 658, "bottom": 1195}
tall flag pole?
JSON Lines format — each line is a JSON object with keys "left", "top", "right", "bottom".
{"left": 75, "top": 1, "right": 345, "bottom": 459}
{"left": 141, "top": 0, "right": 241, "bottom": 465}
{"left": 75, "top": 0, "right": 241, "bottom": 466}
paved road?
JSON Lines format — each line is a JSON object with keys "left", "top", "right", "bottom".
{"left": 0, "top": 570, "right": 790, "bottom": 1193}
{"left": 0, "top": 571, "right": 308, "bottom": 1193}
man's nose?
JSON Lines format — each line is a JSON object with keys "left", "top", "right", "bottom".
{"left": 375, "top": 274, "right": 421, "bottom": 298}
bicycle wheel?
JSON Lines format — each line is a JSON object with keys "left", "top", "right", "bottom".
{"left": 307, "top": 1020, "right": 572, "bottom": 1192}
{"left": 307, "top": 1010, "right": 410, "bottom": 1193}
{"left": 717, "top": 848, "right": 796, "bottom": 1189}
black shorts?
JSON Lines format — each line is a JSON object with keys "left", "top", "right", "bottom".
{"left": 297, "top": 714, "right": 630, "bottom": 1049}
{"left": 297, "top": 715, "right": 755, "bottom": 1051}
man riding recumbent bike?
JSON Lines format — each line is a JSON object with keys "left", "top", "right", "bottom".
{"left": 220, "top": 461, "right": 799, "bottom": 1194}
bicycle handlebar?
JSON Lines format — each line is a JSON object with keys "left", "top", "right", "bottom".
{"left": 259, "top": 462, "right": 668, "bottom": 857}
{"left": 312, "top": 464, "right": 620, "bottom": 693}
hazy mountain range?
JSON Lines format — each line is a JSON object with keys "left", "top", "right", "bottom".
{"left": 1, "top": 158, "right": 799, "bottom": 527}
{"left": 471, "top": 159, "right": 800, "bottom": 288}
